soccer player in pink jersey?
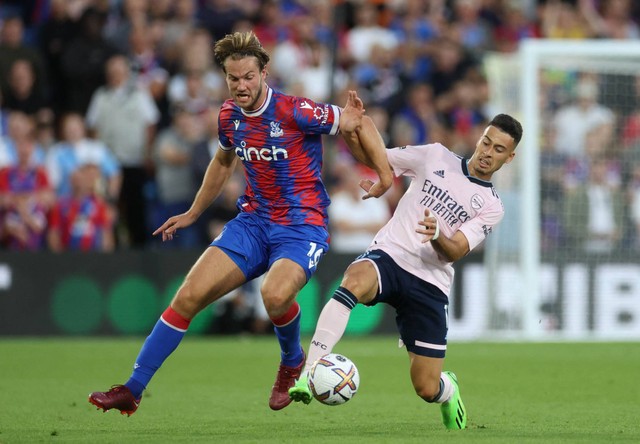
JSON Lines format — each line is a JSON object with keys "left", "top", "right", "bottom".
{"left": 289, "top": 103, "right": 522, "bottom": 430}
{"left": 88, "top": 31, "right": 392, "bottom": 415}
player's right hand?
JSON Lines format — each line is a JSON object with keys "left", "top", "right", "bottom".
{"left": 340, "top": 91, "right": 364, "bottom": 134}
{"left": 359, "top": 177, "right": 391, "bottom": 200}
{"left": 153, "top": 212, "right": 197, "bottom": 242}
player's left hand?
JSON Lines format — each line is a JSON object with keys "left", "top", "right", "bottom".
{"left": 416, "top": 208, "right": 440, "bottom": 243}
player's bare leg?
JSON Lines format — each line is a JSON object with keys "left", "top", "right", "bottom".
{"left": 409, "top": 353, "right": 467, "bottom": 429}
{"left": 261, "top": 258, "right": 307, "bottom": 410}
{"left": 89, "top": 247, "right": 246, "bottom": 415}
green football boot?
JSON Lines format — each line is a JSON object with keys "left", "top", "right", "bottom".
{"left": 288, "top": 374, "right": 313, "bottom": 405}
{"left": 440, "top": 371, "right": 467, "bottom": 430}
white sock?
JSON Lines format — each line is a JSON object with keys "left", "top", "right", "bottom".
{"left": 304, "top": 299, "right": 352, "bottom": 374}
{"left": 434, "top": 372, "right": 456, "bottom": 404}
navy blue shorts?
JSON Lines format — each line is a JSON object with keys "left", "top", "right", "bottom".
{"left": 210, "top": 212, "right": 329, "bottom": 281}
{"left": 356, "top": 249, "right": 449, "bottom": 358}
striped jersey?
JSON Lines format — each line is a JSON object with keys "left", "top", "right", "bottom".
{"left": 218, "top": 86, "right": 341, "bottom": 227}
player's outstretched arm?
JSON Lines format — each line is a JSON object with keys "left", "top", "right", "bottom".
{"left": 340, "top": 91, "right": 393, "bottom": 199}
{"left": 153, "top": 149, "right": 238, "bottom": 241}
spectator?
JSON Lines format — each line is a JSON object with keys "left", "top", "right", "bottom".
{"left": 0, "top": 111, "right": 44, "bottom": 169}
{"left": 251, "top": 0, "right": 287, "bottom": 51}
{"left": 427, "top": 37, "right": 480, "bottom": 111}
{"left": 390, "top": 82, "right": 438, "bottom": 146}
{"left": 38, "top": 0, "right": 78, "bottom": 114}
{"left": 47, "top": 163, "right": 115, "bottom": 252}
{"left": 551, "top": 78, "right": 615, "bottom": 161}
{"left": 59, "top": 7, "right": 116, "bottom": 114}
{"left": 581, "top": 0, "right": 640, "bottom": 39}
{"left": 158, "top": 0, "right": 198, "bottom": 71}
{"left": 345, "top": 2, "right": 399, "bottom": 64}
{"left": 0, "top": 15, "right": 46, "bottom": 103}
{"left": 189, "top": 106, "right": 238, "bottom": 243}
{"left": 540, "top": 132, "right": 568, "bottom": 251}
{"left": 288, "top": 40, "right": 346, "bottom": 103}
{"left": 3, "top": 59, "right": 49, "bottom": 116}
{"left": 492, "top": 1, "right": 539, "bottom": 53}
{"left": 168, "top": 67, "right": 219, "bottom": 119}
{"left": 444, "top": 79, "right": 487, "bottom": 156}
{"left": 563, "top": 156, "right": 626, "bottom": 255}
{"left": 388, "top": 0, "right": 440, "bottom": 82}
{"left": 166, "top": 28, "right": 225, "bottom": 113}
{"left": 46, "top": 113, "right": 121, "bottom": 202}
{"left": 103, "top": 0, "right": 149, "bottom": 54}
{"left": 328, "top": 164, "right": 391, "bottom": 255}
{"left": 448, "top": 0, "right": 494, "bottom": 55}
{"left": 351, "top": 42, "right": 404, "bottom": 112}
{"left": 202, "top": 171, "right": 244, "bottom": 242}
{"left": 0, "top": 127, "right": 54, "bottom": 250}
{"left": 269, "top": 11, "right": 313, "bottom": 84}
{"left": 196, "top": 0, "right": 250, "bottom": 42}
{"left": 150, "top": 104, "right": 200, "bottom": 248}
{"left": 148, "top": 0, "right": 172, "bottom": 21}
{"left": 128, "top": 22, "right": 169, "bottom": 113}
{"left": 33, "top": 109, "right": 56, "bottom": 151}
{"left": 540, "top": 0, "right": 596, "bottom": 39}
{"left": 86, "top": 54, "right": 160, "bottom": 248}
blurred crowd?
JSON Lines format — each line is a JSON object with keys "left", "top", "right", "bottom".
{"left": 1, "top": 0, "right": 640, "bottom": 255}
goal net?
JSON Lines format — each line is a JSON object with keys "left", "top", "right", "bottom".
{"left": 466, "top": 40, "right": 640, "bottom": 340}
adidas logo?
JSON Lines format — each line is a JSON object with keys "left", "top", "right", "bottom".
{"left": 434, "top": 170, "right": 445, "bottom": 178}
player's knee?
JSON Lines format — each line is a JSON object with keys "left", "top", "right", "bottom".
{"left": 261, "top": 288, "right": 291, "bottom": 318}
{"left": 341, "top": 271, "right": 374, "bottom": 303}
{"left": 172, "top": 282, "right": 204, "bottom": 317}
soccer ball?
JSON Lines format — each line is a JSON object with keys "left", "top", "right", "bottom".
{"left": 308, "top": 353, "right": 360, "bottom": 406}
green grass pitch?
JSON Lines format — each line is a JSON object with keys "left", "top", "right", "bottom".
{"left": 0, "top": 337, "right": 638, "bottom": 443}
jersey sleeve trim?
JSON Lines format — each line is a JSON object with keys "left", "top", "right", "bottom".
{"left": 329, "top": 105, "right": 341, "bottom": 135}
{"left": 218, "top": 140, "right": 233, "bottom": 152}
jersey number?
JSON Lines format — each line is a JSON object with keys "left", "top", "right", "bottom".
{"left": 307, "top": 242, "right": 324, "bottom": 269}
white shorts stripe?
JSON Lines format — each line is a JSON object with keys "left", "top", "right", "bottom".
{"left": 354, "top": 257, "right": 383, "bottom": 294}
{"left": 414, "top": 340, "right": 447, "bottom": 351}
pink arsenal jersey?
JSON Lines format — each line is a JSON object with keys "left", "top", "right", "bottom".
{"left": 368, "top": 143, "right": 505, "bottom": 294}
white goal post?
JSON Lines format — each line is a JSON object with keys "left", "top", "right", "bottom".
{"left": 474, "top": 39, "right": 640, "bottom": 341}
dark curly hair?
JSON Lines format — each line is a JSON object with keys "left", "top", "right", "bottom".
{"left": 489, "top": 114, "right": 523, "bottom": 147}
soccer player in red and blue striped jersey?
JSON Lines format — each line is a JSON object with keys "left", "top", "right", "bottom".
{"left": 89, "top": 30, "right": 393, "bottom": 415}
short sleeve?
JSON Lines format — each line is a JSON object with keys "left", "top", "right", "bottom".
{"left": 291, "top": 96, "right": 341, "bottom": 136}
{"left": 457, "top": 200, "right": 504, "bottom": 251}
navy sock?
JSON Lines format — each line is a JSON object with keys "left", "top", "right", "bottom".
{"left": 332, "top": 286, "right": 359, "bottom": 309}
{"left": 125, "top": 307, "right": 190, "bottom": 399}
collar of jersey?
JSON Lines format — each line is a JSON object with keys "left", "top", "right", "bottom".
{"left": 240, "top": 85, "right": 273, "bottom": 118}
{"left": 461, "top": 158, "right": 493, "bottom": 188}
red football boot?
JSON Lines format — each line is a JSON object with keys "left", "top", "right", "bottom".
{"left": 269, "top": 354, "right": 305, "bottom": 411}
{"left": 89, "top": 385, "right": 140, "bottom": 416}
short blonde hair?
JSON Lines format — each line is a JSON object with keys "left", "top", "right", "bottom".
{"left": 213, "top": 31, "right": 270, "bottom": 72}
